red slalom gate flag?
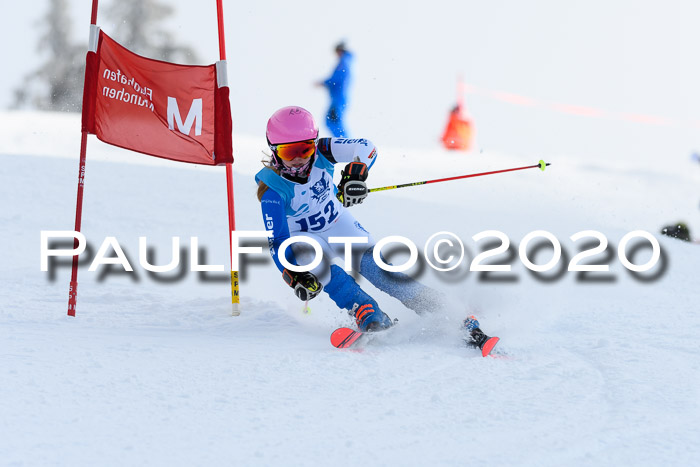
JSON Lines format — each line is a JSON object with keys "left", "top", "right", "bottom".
{"left": 82, "top": 30, "right": 233, "bottom": 165}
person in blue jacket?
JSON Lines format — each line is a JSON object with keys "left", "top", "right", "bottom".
{"left": 254, "top": 106, "right": 500, "bottom": 356}
{"left": 256, "top": 106, "right": 437, "bottom": 332}
{"left": 316, "top": 41, "right": 353, "bottom": 137}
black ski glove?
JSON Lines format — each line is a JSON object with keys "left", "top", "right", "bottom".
{"left": 282, "top": 269, "right": 323, "bottom": 301}
{"left": 337, "top": 161, "right": 368, "bottom": 207}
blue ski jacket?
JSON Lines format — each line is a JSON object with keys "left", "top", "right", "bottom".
{"left": 323, "top": 51, "right": 353, "bottom": 108}
{"left": 256, "top": 137, "right": 377, "bottom": 272}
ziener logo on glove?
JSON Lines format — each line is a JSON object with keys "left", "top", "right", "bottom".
{"left": 346, "top": 185, "right": 367, "bottom": 195}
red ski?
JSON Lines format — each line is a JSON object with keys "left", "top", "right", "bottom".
{"left": 330, "top": 327, "right": 366, "bottom": 349}
{"left": 330, "top": 326, "right": 394, "bottom": 349}
{"left": 479, "top": 336, "right": 500, "bottom": 358}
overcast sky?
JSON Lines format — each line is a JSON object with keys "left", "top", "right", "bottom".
{"left": 3, "top": 0, "right": 699, "bottom": 160}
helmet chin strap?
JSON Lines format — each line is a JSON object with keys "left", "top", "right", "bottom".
{"left": 271, "top": 153, "right": 314, "bottom": 181}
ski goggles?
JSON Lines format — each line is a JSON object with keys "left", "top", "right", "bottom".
{"left": 270, "top": 139, "right": 317, "bottom": 161}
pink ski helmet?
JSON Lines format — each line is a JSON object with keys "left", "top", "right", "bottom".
{"left": 266, "top": 106, "right": 319, "bottom": 145}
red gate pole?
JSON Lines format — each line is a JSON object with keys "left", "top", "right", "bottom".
{"left": 216, "top": 0, "right": 240, "bottom": 316}
{"left": 68, "top": 0, "right": 100, "bottom": 316}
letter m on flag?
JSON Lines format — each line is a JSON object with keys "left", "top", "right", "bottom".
{"left": 82, "top": 30, "right": 232, "bottom": 165}
{"left": 168, "top": 97, "right": 203, "bottom": 136}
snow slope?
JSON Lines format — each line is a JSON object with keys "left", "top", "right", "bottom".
{"left": 1, "top": 111, "right": 699, "bottom": 466}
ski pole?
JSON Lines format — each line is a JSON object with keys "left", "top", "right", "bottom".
{"left": 369, "top": 160, "right": 550, "bottom": 193}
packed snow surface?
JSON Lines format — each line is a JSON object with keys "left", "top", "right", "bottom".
{"left": 1, "top": 111, "right": 699, "bottom": 466}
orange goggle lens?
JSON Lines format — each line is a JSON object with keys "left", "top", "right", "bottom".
{"left": 273, "top": 139, "right": 316, "bottom": 161}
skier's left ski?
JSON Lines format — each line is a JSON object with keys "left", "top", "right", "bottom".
{"left": 479, "top": 336, "right": 500, "bottom": 357}
{"left": 466, "top": 329, "right": 501, "bottom": 357}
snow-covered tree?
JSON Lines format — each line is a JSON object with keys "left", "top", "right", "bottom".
{"left": 106, "top": 0, "right": 200, "bottom": 64}
{"left": 13, "top": 0, "right": 200, "bottom": 112}
{"left": 13, "top": 0, "right": 85, "bottom": 112}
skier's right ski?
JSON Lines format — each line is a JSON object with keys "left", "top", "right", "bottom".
{"left": 330, "top": 327, "right": 365, "bottom": 349}
{"left": 330, "top": 322, "right": 397, "bottom": 349}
